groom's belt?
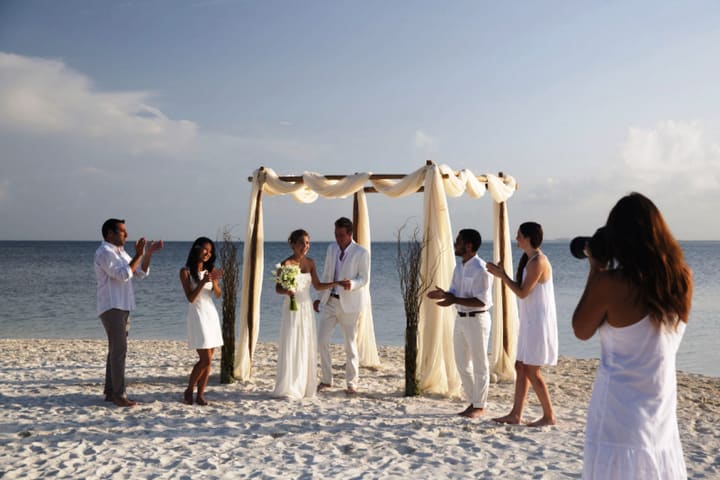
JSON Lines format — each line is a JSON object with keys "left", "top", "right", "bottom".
{"left": 457, "top": 310, "right": 488, "bottom": 317}
{"left": 330, "top": 293, "right": 340, "bottom": 299}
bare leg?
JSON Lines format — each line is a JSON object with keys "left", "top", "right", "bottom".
{"left": 185, "top": 351, "right": 203, "bottom": 404}
{"left": 525, "top": 365, "right": 556, "bottom": 426}
{"left": 493, "top": 361, "right": 530, "bottom": 424}
{"left": 195, "top": 349, "right": 214, "bottom": 406}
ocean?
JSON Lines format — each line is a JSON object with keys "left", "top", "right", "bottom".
{"left": 1, "top": 240, "right": 717, "bottom": 377}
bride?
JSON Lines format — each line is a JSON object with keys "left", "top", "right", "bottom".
{"left": 273, "top": 229, "right": 338, "bottom": 399}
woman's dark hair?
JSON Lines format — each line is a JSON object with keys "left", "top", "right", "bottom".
{"left": 185, "top": 236, "right": 216, "bottom": 282}
{"left": 288, "top": 229, "right": 309, "bottom": 245}
{"left": 516, "top": 222, "right": 544, "bottom": 281}
{"left": 605, "top": 192, "right": 692, "bottom": 326}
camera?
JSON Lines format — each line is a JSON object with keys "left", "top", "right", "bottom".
{"left": 570, "top": 227, "right": 609, "bottom": 261}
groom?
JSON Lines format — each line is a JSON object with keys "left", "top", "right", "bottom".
{"left": 314, "top": 217, "right": 371, "bottom": 395}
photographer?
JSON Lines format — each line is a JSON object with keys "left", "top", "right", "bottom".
{"left": 572, "top": 193, "right": 692, "bottom": 479}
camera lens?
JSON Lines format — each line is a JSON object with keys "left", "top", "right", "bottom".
{"left": 570, "top": 236, "right": 590, "bottom": 259}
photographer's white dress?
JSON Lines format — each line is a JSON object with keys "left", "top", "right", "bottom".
{"left": 516, "top": 259, "right": 558, "bottom": 366}
{"left": 583, "top": 316, "right": 687, "bottom": 479}
{"left": 186, "top": 270, "right": 223, "bottom": 350}
{"left": 273, "top": 273, "right": 317, "bottom": 399}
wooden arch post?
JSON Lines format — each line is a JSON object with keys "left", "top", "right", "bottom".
{"left": 246, "top": 167, "right": 264, "bottom": 374}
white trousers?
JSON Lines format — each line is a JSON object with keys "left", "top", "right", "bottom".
{"left": 454, "top": 312, "right": 491, "bottom": 408}
{"left": 318, "top": 297, "right": 360, "bottom": 388}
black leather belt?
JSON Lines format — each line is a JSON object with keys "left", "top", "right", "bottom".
{"left": 330, "top": 293, "right": 340, "bottom": 299}
{"left": 458, "top": 311, "right": 487, "bottom": 317}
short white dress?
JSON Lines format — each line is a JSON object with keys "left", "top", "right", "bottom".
{"left": 583, "top": 316, "right": 687, "bottom": 479}
{"left": 185, "top": 270, "right": 223, "bottom": 350}
{"left": 516, "top": 258, "right": 558, "bottom": 366}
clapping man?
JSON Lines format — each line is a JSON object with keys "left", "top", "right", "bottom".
{"left": 95, "top": 218, "right": 163, "bottom": 407}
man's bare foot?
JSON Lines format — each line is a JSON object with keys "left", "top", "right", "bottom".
{"left": 183, "top": 389, "right": 193, "bottom": 405}
{"left": 113, "top": 397, "right": 137, "bottom": 407}
{"left": 345, "top": 387, "right": 358, "bottom": 396}
{"left": 492, "top": 413, "right": 522, "bottom": 424}
{"left": 460, "top": 407, "right": 485, "bottom": 418}
{"left": 526, "top": 416, "right": 556, "bottom": 427}
{"left": 317, "top": 382, "right": 331, "bottom": 392}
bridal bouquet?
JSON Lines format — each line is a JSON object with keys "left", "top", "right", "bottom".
{"left": 272, "top": 263, "right": 301, "bottom": 311}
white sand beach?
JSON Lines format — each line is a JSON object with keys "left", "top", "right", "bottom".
{"left": 1, "top": 338, "right": 718, "bottom": 479}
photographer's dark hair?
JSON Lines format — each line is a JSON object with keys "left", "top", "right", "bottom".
{"left": 458, "top": 229, "right": 482, "bottom": 252}
{"left": 101, "top": 218, "right": 125, "bottom": 239}
{"left": 185, "top": 236, "right": 217, "bottom": 282}
{"left": 288, "top": 229, "right": 309, "bottom": 245}
{"left": 515, "top": 222, "right": 543, "bottom": 281}
{"left": 605, "top": 192, "right": 692, "bottom": 326}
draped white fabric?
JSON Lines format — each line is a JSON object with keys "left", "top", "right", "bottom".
{"left": 234, "top": 164, "right": 519, "bottom": 391}
{"left": 303, "top": 172, "right": 369, "bottom": 199}
{"left": 354, "top": 190, "right": 381, "bottom": 368}
{"left": 490, "top": 201, "right": 519, "bottom": 382}
{"left": 234, "top": 171, "right": 265, "bottom": 381}
{"left": 417, "top": 165, "right": 461, "bottom": 395}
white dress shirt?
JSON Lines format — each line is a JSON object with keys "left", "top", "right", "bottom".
{"left": 448, "top": 255, "right": 493, "bottom": 313}
{"left": 95, "top": 241, "right": 148, "bottom": 316}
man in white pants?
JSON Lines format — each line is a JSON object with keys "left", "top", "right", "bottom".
{"left": 313, "top": 217, "right": 370, "bottom": 395}
{"left": 427, "top": 228, "right": 493, "bottom": 418}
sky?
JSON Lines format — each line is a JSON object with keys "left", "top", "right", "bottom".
{"left": 1, "top": 0, "right": 719, "bottom": 242}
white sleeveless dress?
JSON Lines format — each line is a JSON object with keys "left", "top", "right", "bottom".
{"left": 516, "top": 259, "right": 558, "bottom": 366}
{"left": 186, "top": 270, "right": 224, "bottom": 350}
{"left": 583, "top": 316, "right": 687, "bottom": 479}
{"left": 273, "top": 273, "right": 317, "bottom": 399}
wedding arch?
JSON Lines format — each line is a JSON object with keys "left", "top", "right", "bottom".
{"left": 234, "top": 161, "right": 520, "bottom": 397}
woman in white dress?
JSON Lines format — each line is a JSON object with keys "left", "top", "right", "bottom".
{"left": 273, "top": 229, "right": 338, "bottom": 400}
{"left": 487, "top": 222, "right": 558, "bottom": 427}
{"left": 180, "top": 237, "right": 223, "bottom": 406}
{"left": 573, "top": 193, "right": 692, "bottom": 479}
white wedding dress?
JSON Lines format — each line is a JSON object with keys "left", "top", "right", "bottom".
{"left": 272, "top": 273, "right": 317, "bottom": 399}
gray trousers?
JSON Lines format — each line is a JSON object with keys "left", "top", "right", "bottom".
{"left": 100, "top": 309, "right": 131, "bottom": 399}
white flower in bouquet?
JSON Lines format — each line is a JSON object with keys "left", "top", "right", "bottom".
{"left": 272, "top": 263, "right": 301, "bottom": 311}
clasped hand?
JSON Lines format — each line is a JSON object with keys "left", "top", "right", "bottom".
{"left": 204, "top": 268, "right": 223, "bottom": 283}
{"left": 485, "top": 262, "right": 504, "bottom": 278}
{"left": 134, "top": 238, "right": 164, "bottom": 256}
{"left": 427, "top": 286, "right": 455, "bottom": 306}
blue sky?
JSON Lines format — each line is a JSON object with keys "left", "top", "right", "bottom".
{"left": 1, "top": 0, "right": 719, "bottom": 241}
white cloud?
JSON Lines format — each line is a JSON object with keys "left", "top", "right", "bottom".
{"left": 0, "top": 52, "right": 197, "bottom": 155}
{"left": 414, "top": 129, "right": 437, "bottom": 153}
{"left": 621, "top": 120, "right": 720, "bottom": 193}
